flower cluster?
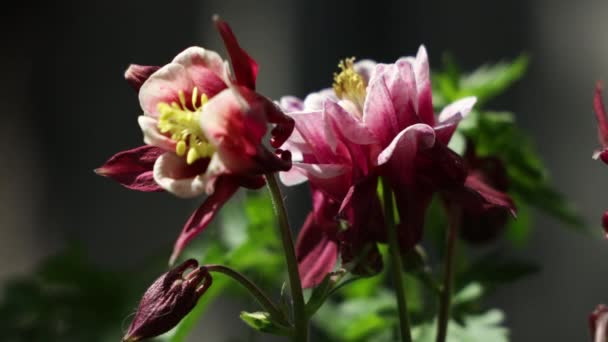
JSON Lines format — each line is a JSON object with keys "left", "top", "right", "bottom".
{"left": 98, "top": 17, "right": 520, "bottom": 342}
{"left": 278, "top": 47, "right": 515, "bottom": 287}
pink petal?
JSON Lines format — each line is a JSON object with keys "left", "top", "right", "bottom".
{"left": 138, "top": 115, "right": 176, "bottom": 151}
{"left": 139, "top": 63, "right": 195, "bottom": 117}
{"left": 171, "top": 46, "right": 228, "bottom": 98}
{"left": 95, "top": 145, "right": 163, "bottom": 192}
{"left": 279, "top": 96, "right": 304, "bottom": 112}
{"left": 413, "top": 45, "right": 435, "bottom": 126}
{"left": 201, "top": 87, "right": 291, "bottom": 174}
{"left": 378, "top": 124, "right": 435, "bottom": 172}
{"left": 124, "top": 64, "right": 160, "bottom": 92}
{"left": 595, "top": 81, "right": 608, "bottom": 148}
{"left": 169, "top": 177, "right": 240, "bottom": 265}
{"left": 290, "top": 110, "right": 339, "bottom": 162}
{"left": 434, "top": 97, "right": 476, "bottom": 145}
{"left": 214, "top": 16, "right": 258, "bottom": 90}
{"left": 437, "top": 96, "right": 477, "bottom": 123}
{"left": 153, "top": 152, "right": 209, "bottom": 198}
{"left": 363, "top": 71, "right": 402, "bottom": 146}
{"left": 303, "top": 88, "right": 337, "bottom": 110}
{"left": 353, "top": 59, "right": 377, "bottom": 84}
{"left": 324, "top": 100, "right": 376, "bottom": 145}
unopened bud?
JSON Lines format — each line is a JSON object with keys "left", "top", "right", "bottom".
{"left": 123, "top": 259, "right": 212, "bottom": 342}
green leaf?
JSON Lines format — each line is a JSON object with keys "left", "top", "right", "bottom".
{"left": 240, "top": 311, "right": 292, "bottom": 336}
{"left": 458, "top": 54, "right": 528, "bottom": 105}
{"left": 412, "top": 309, "right": 509, "bottom": 342}
{"left": 314, "top": 289, "right": 398, "bottom": 341}
{"left": 456, "top": 253, "right": 540, "bottom": 294}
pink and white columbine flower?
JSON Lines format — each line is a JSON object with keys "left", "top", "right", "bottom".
{"left": 279, "top": 47, "right": 515, "bottom": 287}
{"left": 97, "top": 17, "right": 294, "bottom": 264}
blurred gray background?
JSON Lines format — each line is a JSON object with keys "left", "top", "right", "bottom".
{"left": 2, "top": 0, "right": 607, "bottom": 340}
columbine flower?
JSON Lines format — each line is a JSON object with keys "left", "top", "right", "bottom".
{"left": 593, "top": 81, "right": 608, "bottom": 164}
{"left": 123, "top": 259, "right": 212, "bottom": 342}
{"left": 589, "top": 304, "right": 608, "bottom": 342}
{"left": 279, "top": 46, "right": 515, "bottom": 285}
{"left": 97, "top": 17, "right": 294, "bottom": 264}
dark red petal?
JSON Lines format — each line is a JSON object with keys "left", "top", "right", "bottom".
{"left": 338, "top": 178, "right": 385, "bottom": 276}
{"left": 169, "top": 177, "right": 240, "bottom": 264}
{"left": 445, "top": 173, "right": 516, "bottom": 216}
{"left": 393, "top": 186, "right": 433, "bottom": 251}
{"left": 214, "top": 16, "right": 258, "bottom": 90}
{"left": 602, "top": 211, "right": 608, "bottom": 239}
{"left": 95, "top": 145, "right": 163, "bottom": 192}
{"left": 124, "top": 64, "right": 160, "bottom": 92}
{"left": 594, "top": 81, "right": 608, "bottom": 148}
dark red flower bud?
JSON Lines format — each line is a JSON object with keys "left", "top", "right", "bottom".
{"left": 589, "top": 304, "right": 608, "bottom": 341}
{"left": 123, "top": 259, "right": 212, "bottom": 342}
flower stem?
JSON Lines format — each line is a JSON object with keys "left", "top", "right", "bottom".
{"left": 265, "top": 173, "right": 308, "bottom": 342}
{"left": 436, "top": 206, "right": 461, "bottom": 342}
{"left": 381, "top": 179, "right": 413, "bottom": 342}
{"left": 205, "top": 264, "right": 290, "bottom": 327}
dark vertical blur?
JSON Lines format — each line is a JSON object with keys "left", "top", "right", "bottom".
{"left": 2, "top": 1, "right": 607, "bottom": 341}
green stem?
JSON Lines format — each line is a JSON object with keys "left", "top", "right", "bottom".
{"left": 265, "top": 173, "right": 308, "bottom": 342}
{"left": 436, "top": 206, "right": 460, "bottom": 342}
{"left": 381, "top": 179, "right": 413, "bottom": 342}
{"left": 205, "top": 264, "right": 291, "bottom": 327}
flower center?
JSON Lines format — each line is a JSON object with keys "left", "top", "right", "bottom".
{"left": 333, "top": 57, "right": 366, "bottom": 112}
{"left": 157, "top": 87, "right": 215, "bottom": 165}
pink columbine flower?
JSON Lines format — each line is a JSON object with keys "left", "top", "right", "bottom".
{"left": 279, "top": 47, "right": 515, "bottom": 287}
{"left": 593, "top": 81, "right": 608, "bottom": 164}
{"left": 97, "top": 17, "right": 294, "bottom": 264}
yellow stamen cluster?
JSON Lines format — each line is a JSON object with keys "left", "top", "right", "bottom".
{"left": 157, "top": 87, "right": 214, "bottom": 165}
{"left": 333, "top": 57, "right": 366, "bottom": 110}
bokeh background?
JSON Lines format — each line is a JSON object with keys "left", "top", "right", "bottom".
{"left": 2, "top": 0, "right": 608, "bottom": 340}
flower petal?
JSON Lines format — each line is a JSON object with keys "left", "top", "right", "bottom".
{"left": 171, "top": 46, "right": 228, "bottom": 98}
{"left": 279, "top": 96, "right": 304, "bottom": 112}
{"left": 393, "top": 186, "right": 433, "bottom": 250}
{"left": 303, "top": 88, "right": 337, "bottom": 110}
{"left": 363, "top": 70, "right": 402, "bottom": 146}
{"left": 138, "top": 115, "right": 176, "bottom": 151}
{"left": 169, "top": 177, "right": 240, "bottom": 265}
{"left": 95, "top": 145, "right": 164, "bottom": 192}
{"left": 413, "top": 45, "right": 435, "bottom": 126}
{"left": 324, "top": 100, "right": 376, "bottom": 145}
{"left": 353, "top": 59, "right": 377, "bottom": 84}
{"left": 595, "top": 81, "right": 608, "bottom": 148}
{"left": 437, "top": 96, "right": 477, "bottom": 123}
{"left": 214, "top": 16, "right": 258, "bottom": 90}
{"left": 139, "top": 63, "right": 195, "bottom": 117}
{"left": 125, "top": 64, "right": 160, "bottom": 92}
{"left": 377, "top": 124, "right": 436, "bottom": 184}
{"left": 153, "top": 152, "right": 208, "bottom": 198}
{"left": 449, "top": 173, "right": 516, "bottom": 216}
{"left": 295, "top": 203, "right": 339, "bottom": 288}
